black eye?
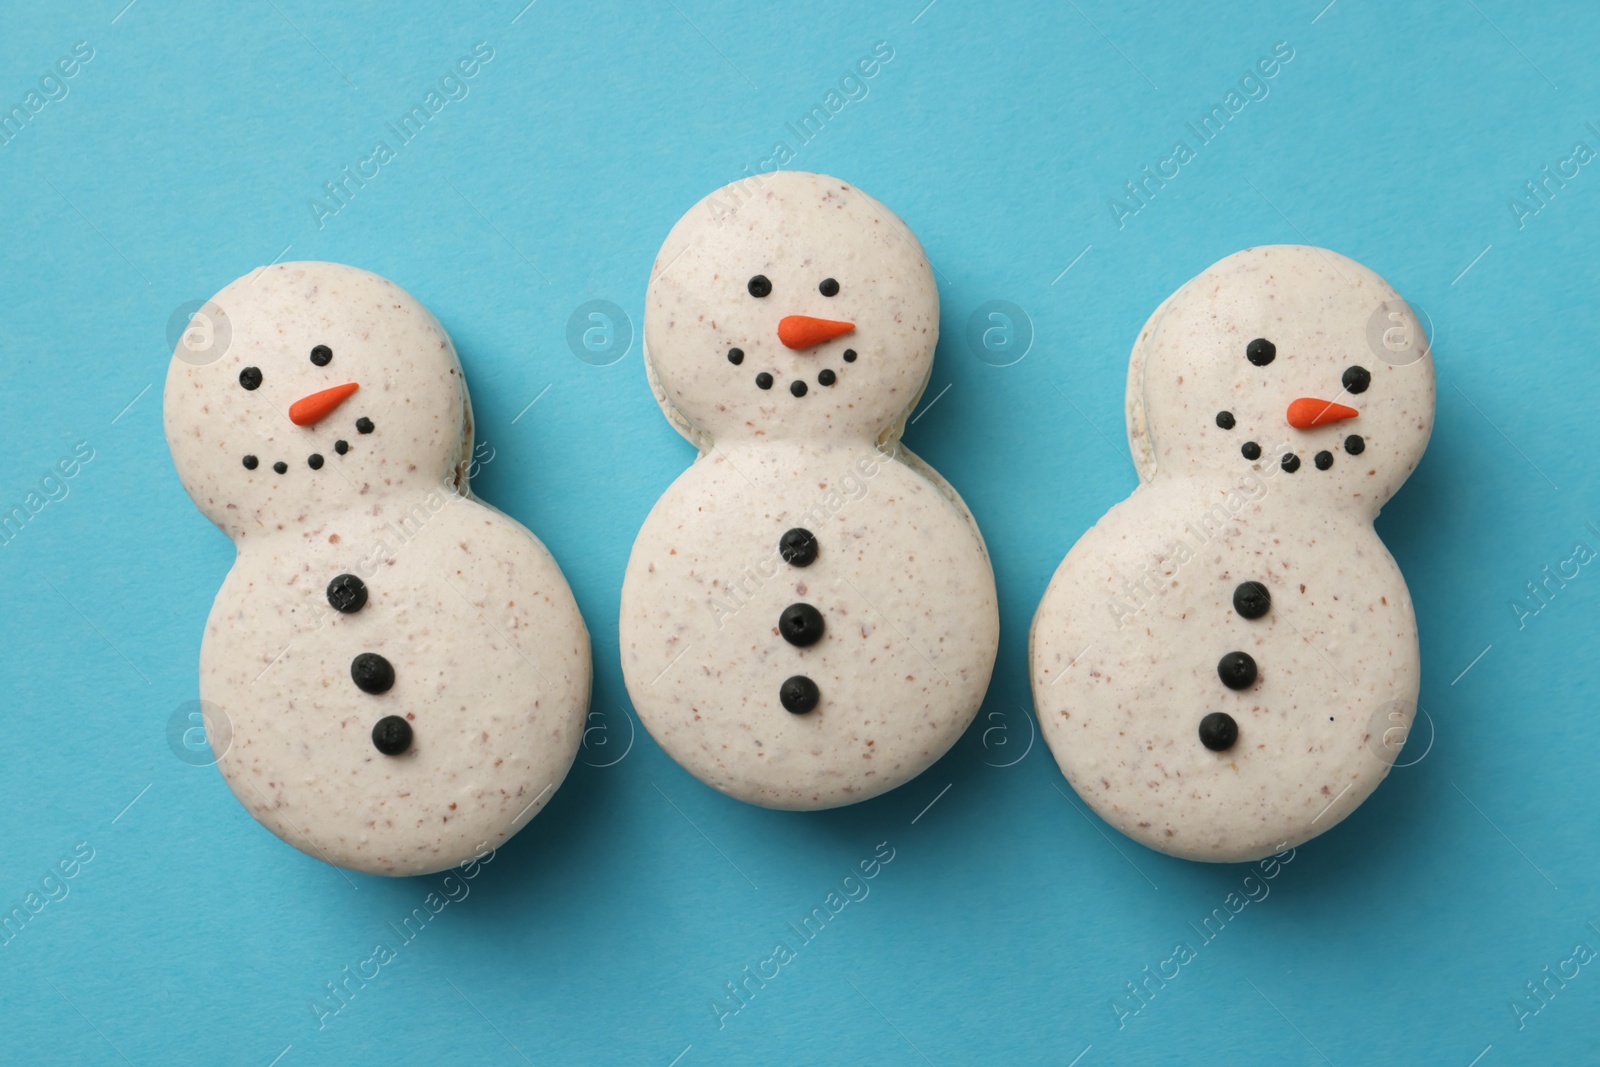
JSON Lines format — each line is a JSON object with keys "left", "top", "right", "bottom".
{"left": 310, "top": 345, "right": 332, "bottom": 366}
{"left": 1215, "top": 411, "right": 1235, "bottom": 429}
{"left": 1342, "top": 365, "right": 1371, "bottom": 394}
{"left": 1246, "top": 338, "right": 1275, "bottom": 366}
{"left": 819, "top": 278, "right": 839, "bottom": 297}
{"left": 747, "top": 275, "right": 771, "bottom": 298}
{"left": 239, "top": 367, "right": 262, "bottom": 390}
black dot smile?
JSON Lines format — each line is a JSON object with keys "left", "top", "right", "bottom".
{"left": 242, "top": 437, "right": 353, "bottom": 477}
{"left": 1235, "top": 440, "right": 1350, "bottom": 474}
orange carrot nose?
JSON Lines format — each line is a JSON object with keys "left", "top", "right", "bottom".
{"left": 289, "top": 382, "right": 359, "bottom": 426}
{"left": 1286, "top": 397, "right": 1359, "bottom": 430}
{"left": 778, "top": 315, "right": 855, "bottom": 350}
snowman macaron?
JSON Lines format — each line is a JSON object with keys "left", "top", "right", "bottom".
{"left": 620, "top": 172, "right": 999, "bottom": 809}
{"left": 164, "top": 262, "right": 591, "bottom": 876}
{"left": 1031, "top": 245, "right": 1434, "bottom": 862}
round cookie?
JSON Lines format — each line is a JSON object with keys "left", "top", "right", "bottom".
{"left": 164, "top": 261, "right": 591, "bottom": 876}
{"left": 1030, "top": 245, "right": 1435, "bottom": 862}
{"left": 620, "top": 171, "right": 999, "bottom": 809}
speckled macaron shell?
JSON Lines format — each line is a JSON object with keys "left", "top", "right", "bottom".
{"left": 622, "top": 174, "right": 999, "bottom": 810}
{"left": 1031, "top": 246, "right": 1434, "bottom": 862}
{"left": 1130, "top": 245, "right": 1434, "bottom": 507}
{"left": 644, "top": 171, "right": 940, "bottom": 446}
{"left": 165, "top": 264, "right": 469, "bottom": 539}
{"left": 165, "top": 262, "right": 591, "bottom": 875}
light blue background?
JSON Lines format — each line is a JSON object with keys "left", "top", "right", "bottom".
{"left": 3, "top": 1, "right": 1597, "bottom": 1063}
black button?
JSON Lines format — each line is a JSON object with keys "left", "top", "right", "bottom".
{"left": 327, "top": 574, "right": 368, "bottom": 614}
{"left": 779, "top": 528, "right": 818, "bottom": 567}
{"left": 351, "top": 652, "right": 395, "bottom": 694}
{"left": 1217, "top": 651, "right": 1258, "bottom": 690}
{"left": 1198, "top": 712, "right": 1238, "bottom": 751}
{"left": 1232, "top": 581, "right": 1270, "bottom": 619}
{"left": 780, "top": 676, "right": 819, "bottom": 713}
{"left": 778, "top": 604, "right": 824, "bottom": 647}
{"left": 371, "top": 715, "right": 412, "bottom": 755}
